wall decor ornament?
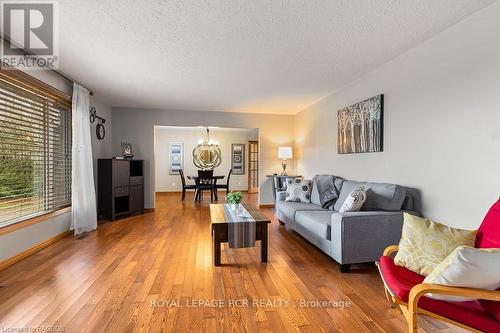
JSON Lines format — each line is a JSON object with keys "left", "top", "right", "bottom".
{"left": 231, "top": 143, "right": 245, "bottom": 175}
{"left": 337, "top": 94, "right": 384, "bottom": 154}
{"left": 169, "top": 142, "right": 183, "bottom": 174}
{"left": 89, "top": 106, "right": 106, "bottom": 140}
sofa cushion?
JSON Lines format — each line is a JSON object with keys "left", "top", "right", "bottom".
{"left": 310, "top": 181, "right": 321, "bottom": 206}
{"left": 480, "top": 292, "right": 500, "bottom": 322}
{"left": 276, "top": 201, "right": 325, "bottom": 222}
{"left": 311, "top": 175, "right": 344, "bottom": 209}
{"left": 294, "top": 211, "right": 335, "bottom": 241}
{"left": 285, "top": 178, "right": 312, "bottom": 203}
{"left": 334, "top": 180, "right": 406, "bottom": 212}
{"left": 380, "top": 255, "right": 425, "bottom": 300}
{"left": 394, "top": 213, "right": 476, "bottom": 276}
{"left": 380, "top": 256, "right": 500, "bottom": 332}
{"left": 339, "top": 186, "right": 366, "bottom": 213}
{"left": 423, "top": 246, "right": 500, "bottom": 302}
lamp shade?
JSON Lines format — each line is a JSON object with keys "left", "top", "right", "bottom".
{"left": 278, "top": 146, "right": 293, "bottom": 159}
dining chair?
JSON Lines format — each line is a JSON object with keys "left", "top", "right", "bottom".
{"left": 178, "top": 169, "right": 196, "bottom": 201}
{"left": 215, "top": 169, "right": 232, "bottom": 197}
{"left": 195, "top": 169, "right": 215, "bottom": 202}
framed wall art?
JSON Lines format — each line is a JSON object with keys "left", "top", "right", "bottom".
{"left": 121, "top": 142, "right": 133, "bottom": 159}
{"left": 169, "top": 142, "right": 183, "bottom": 174}
{"left": 231, "top": 143, "right": 245, "bottom": 175}
{"left": 337, "top": 94, "right": 384, "bottom": 154}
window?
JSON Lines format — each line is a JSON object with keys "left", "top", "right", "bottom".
{"left": 0, "top": 69, "right": 71, "bottom": 227}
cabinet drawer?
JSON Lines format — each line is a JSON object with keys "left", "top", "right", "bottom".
{"left": 113, "top": 160, "right": 130, "bottom": 187}
{"left": 114, "top": 186, "right": 129, "bottom": 197}
{"left": 130, "top": 176, "right": 143, "bottom": 186}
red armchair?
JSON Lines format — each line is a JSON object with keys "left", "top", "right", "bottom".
{"left": 377, "top": 200, "right": 500, "bottom": 332}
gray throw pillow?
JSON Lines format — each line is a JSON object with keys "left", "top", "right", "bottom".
{"left": 339, "top": 186, "right": 366, "bottom": 213}
{"left": 310, "top": 181, "right": 321, "bottom": 206}
{"left": 285, "top": 179, "right": 312, "bottom": 203}
{"left": 334, "top": 180, "right": 406, "bottom": 211}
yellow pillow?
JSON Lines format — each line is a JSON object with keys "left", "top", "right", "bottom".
{"left": 394, "top": 213, "right": 476, "bottom": 276}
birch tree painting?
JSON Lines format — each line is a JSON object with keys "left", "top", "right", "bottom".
{"left": 337, "top": 94, "right": 383, "bottom": 154}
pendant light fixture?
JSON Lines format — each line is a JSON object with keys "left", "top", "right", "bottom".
{"left": 192, "top": 127, "right": 222, "bottom": 170}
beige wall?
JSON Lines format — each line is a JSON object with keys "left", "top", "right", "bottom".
{"left": 155, "top": 126, "right": 258, "bottom": 192}
{"left": 294, "top": 3, "right": 500, "bottom": 229}
{"left": 112, "top": 108, "right": 295, "bottom": 207}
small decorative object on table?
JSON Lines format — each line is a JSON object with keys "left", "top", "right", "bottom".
{"left": 121, "top": 142, "right": 134, "bottom": 160}
{"left": 226, "top": 191, "right": 242, "bottom": 210}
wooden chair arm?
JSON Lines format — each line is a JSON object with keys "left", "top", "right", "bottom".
{"left": 409, "top": 283, "right": 500, "bottom": 317}
{"left": 383, "top": 245, "right": 399, "bottom": 256}
{"left": 407, "top": 284, "right": 500, "bottom": 332}
{"left": 410, "top": 283, "right": 500, "bottom": 303}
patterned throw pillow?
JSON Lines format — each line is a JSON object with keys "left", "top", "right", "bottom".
{"left": 394, "top": 213, "right": 477, "bottom": 276}
{"left": 339, "top": 186, "right": 366, "bottom": 213}
{"left": 423, "top": 246, "right": 500, "bottom": 302}
{"left": 285, "top": 179, "right": 312, "bottom": 203}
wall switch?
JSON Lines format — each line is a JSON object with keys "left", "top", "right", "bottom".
{"left": 238, "top": 181, "right": 241, "bottom": 186}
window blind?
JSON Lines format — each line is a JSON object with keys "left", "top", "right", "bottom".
{"left": 0, "top": 69, "right": 72, "bottom": 227}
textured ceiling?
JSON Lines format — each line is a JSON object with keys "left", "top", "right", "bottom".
{"left": 58, "top": 0, "right": 496, "bottom": 114}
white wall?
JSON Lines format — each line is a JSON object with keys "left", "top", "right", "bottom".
{"left": 154, "top": 127, "right": 258, "bottom": 192}
{"left": 112, "top": 108, "right": 295, "bottom": 208}
{"left": 294, "top": 3, "right": 500, "bottom": 229}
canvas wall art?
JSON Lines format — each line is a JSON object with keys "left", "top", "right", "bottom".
{"left": 337, "top": 94, "right": 384, "bottom": 154}
{"left": 231, "top": 144, "right": 245, "bottom": 175}
{"left": 169, "top": 142, "right": 183, "bottom": 174}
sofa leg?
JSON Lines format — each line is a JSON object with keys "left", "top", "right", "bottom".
{"left": 278, "top": 219, "right": 285, "bottom": 225}
{"left": 339, "top": 264, "right": 351, "bottom": 273}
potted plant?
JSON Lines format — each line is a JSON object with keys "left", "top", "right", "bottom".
{"left": 226, "top": 191, "right": 242, "bottom": 210}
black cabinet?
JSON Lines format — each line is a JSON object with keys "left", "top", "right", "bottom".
{"left": 98, "top": 159, "right": 144, "bottom": 220}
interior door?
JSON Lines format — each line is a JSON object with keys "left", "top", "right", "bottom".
{"left": 248, "top": 141, "right": 259, "bottom": 194}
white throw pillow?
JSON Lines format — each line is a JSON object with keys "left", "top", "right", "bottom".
{"left": 285, "top": 179, "right": 312, "bottom": 203}
{"left": 339, "top": 186, "right": 366, "bottom": 213}
{"left": 423, "top": 246, "right": 500, "bottom": 302}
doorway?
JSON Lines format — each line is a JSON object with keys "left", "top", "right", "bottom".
{"left": 153, "top": 126, "right": 259, "bottom": 202}
{"left": 248, "top": 140, "right": 259, "bottom": 194}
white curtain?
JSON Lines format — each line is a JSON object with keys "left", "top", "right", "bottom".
{"left": 71, "top": 83, "right": 97, "bottom": 235}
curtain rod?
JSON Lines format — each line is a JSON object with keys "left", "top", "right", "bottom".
{"left": 0, "top": 33, "right": 94, "bottom": 96}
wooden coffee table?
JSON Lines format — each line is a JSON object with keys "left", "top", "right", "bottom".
{"left": 210, "top": 204, "right": 271, "bottom": 266}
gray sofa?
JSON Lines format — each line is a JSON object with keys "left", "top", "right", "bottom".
{"left": 276, "top": 176, "right": 421, "bottom": 272}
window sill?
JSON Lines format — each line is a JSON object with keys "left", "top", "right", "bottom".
{"left": 0, "top": 207, "right": 71, "bottom": 236}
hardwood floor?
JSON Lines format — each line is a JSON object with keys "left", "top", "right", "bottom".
{"left": 0, "top": 192, "right": 465, "bottom": 332}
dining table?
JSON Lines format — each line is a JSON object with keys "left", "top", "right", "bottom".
{"left": 187, "top": 175, "right": 225, "bottom": 201}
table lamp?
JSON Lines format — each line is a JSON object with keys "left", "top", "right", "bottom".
{"left": 278, "top": 147, "right": 293, "bottom": 175}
